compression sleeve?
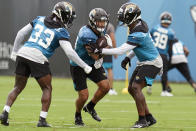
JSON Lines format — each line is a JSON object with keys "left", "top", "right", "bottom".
{"left": 127, "top": 51, "right": 135, "bottom": 59}
{"left": 12, "top": 23, "right": 33, "bottom": 52}
{"left": 59, "top": 40, "right": 88, "bottom": 69}
{"left": 102, "top": 43, "right": 136, "bottom": 55}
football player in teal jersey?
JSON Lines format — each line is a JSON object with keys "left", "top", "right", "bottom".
{"left": 150, "top": 11, "right": 175, "bottom": 96}
{"left": 70, "top": 8, "right": 111, "bottom": 126}
{"left": 0, "top": 1, "right": 92, "bottom": 127}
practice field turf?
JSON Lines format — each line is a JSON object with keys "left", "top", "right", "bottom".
{"left": 0, "top": 76, "right": 195, "bottom": 131}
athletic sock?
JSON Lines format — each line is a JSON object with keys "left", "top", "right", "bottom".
{"left": 145, "top": 114, "right": 153, "bottom": 120}
{"left": 40, "top": 111, "right": 48, "bottom": 119}
{"left": 139, "top": 115, "right": 145, "bottom": 121}
{"left": 75, "top": 112, "right": 81, "bottom": 118}
{"left": 87, "top": 100, "right": 96, "bottom": 109}
{"left": 3, "top": 105, "right": 10, "bottom": 113}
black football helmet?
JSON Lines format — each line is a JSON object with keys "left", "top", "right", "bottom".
{"left": 117, "top": 2, "right": 141, "bottom": 25}
{"left": 52, "top": 1, "right": 76, "bottom": 28}
{"left": 89, "top": 8, "right": 109, "bottom": 33}
{"left": 160, "top": 11, "right": 172, "bottom": 25}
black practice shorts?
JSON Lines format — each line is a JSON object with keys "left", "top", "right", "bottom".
{"left": 15, "top": 56, "right": 51, "bottom": 79}
{"left": 103, "top": 55, "right": 112, "bottom": 63}
{"left": 129, "top": 65, "right": 161, "bottom": 86}
{"left": 70, "top": 65, "right": 107, "bottom": 91}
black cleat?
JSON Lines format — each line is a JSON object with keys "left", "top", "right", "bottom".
{"left": 37, "top": 117, "right": 51, "bottom": 127}
{"left": 131, "top": 119, "right": 148, "bottom": 128}
{"left": 146, "top": 115, "right": 157, "bottom": 127}
{"left": 75, "top": 116, "right": 84, "bottom": 126}
{"left": 0, "top": 111, "right": 9, "bottom": 126}
{"left": 83, "top": 105, "right": 101, "bottom": 122}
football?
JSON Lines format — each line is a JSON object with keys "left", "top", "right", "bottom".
{"left": 96, "top": 36, "right": 109, "bottom": 49}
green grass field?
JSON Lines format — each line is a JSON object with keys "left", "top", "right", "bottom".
{"left": 0, "top": 76, "right": 195, "bottom": 131}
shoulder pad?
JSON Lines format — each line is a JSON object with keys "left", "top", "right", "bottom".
{"left": 57, "top": 28, "right": 70, "bottom": 40}
{"left": 128, "top": 32, "right": 147, "bottom": 43}
{"left": 78, "top": 26, "right": 97, "bottom": 43}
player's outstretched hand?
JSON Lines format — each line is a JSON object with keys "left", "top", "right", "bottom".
{"left": 121, "top": 57, "right": 131, "bottom": 70}
{"left": 10, "top": 52, "right": 17, "bottom": 61}
{"left": 84, "top": 65, "right": 92, "bottom": 74}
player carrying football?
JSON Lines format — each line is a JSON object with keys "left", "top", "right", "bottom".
{"left": 70, "top": 8, "right": 111, "bottom": 126}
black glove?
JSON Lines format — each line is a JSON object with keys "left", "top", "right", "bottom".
{"left": 121, "top": 57, "right": 131, "bottom": 70}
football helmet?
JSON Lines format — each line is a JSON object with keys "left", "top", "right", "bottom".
{"left": 89, "top": 8, "right": 109, "bottom": 33}
{"left": 160, "top": 11, "right": 172, "bottom": 25}
{"left": 52, "top": 1, "right": 76, "bottom": 28}
{"left": 117, "top": 2, "right": 141, "bottom": 25}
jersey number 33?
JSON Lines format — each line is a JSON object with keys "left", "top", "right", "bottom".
{"left": 29, "top": 24, "right": 55, "bottom": 49}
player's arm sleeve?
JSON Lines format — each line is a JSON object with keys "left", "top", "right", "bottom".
{"left": 126, "top": 51, "right": 135, "bottom": 59}
{"left": 12, "top": 23, "right": 33, "bottom": 53}
{"left": 59, "top": 40, "right": 89, "bottom": 69}
{"left": 102, "top": 43, "right": 136, "bottom": 55}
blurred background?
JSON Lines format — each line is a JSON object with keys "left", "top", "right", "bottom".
{"left": 0, "top": 0, "right": 196, "bottom": 82}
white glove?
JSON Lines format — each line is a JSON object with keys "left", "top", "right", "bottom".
{"left": 10, "top": 52, "right": 17, "bottom": 61}
{"left": 84, "top": 65, "right": 92, "bottom": 74}
{"left": 94, "top": 58, "right": 103, "bottom": 69}
{"left": 105, "top": 34, "right": 113, "bottom": 47}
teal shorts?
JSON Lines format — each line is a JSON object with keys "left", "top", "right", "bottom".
{"left": 103, "top": 62, "right": 113, "bottom": 69}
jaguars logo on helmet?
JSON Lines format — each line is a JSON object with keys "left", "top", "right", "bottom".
{"left": 89, "top": 8, "right": 109, "bottom": 33}
{"left": 117, "top": 2, "right": 141, "bottom": 25}
{"left": 52, "top": 1, "right": 76, "bottom": 28}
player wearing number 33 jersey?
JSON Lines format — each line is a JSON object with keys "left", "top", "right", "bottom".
{"left": 1, "top": 1, "right": 92, "bottom": 127}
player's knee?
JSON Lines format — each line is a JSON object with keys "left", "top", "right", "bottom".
{"left": 44, "top": 85, "right": 52, "bottom": 92}
{"left": 128, "top": 84, "right": 139, "bottom": 95}
{"left": 98, "top": 81, "right": 110, "bottom": 93}
{"left": 103, "top": 84, "right": 110, "bottom": 93}
{"left": 79, "top": 93, "right": 88, "bottom": 102}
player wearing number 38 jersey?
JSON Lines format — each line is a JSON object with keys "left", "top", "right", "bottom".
{"left": 0, "top": 1, "right": 92, "bottom": 127}
{"left": 150, "top": 11, "right": 175, "bottom": 96}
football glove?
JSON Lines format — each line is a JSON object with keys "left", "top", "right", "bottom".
{"left": 105, "top": 34, "right": 113, "bottom": 47}
{"left": 94, "top": 57, "right": 103, "bottom": 69}
{"left": 10, "top": 52, "right": 17, "bottom": 61}
{"left": 84, "top": 65, "right": 92, "bottom": 74}
{"left": 121, "top": 57, "right": 131, "bottom": 70}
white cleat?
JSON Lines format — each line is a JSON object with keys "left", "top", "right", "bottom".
{"left": 161, "top": 91, "right": 173, "bottom": 97}
{"left": 146, "top": 86, "right": 152, "bottom": 95}
{"left": 108, "top": 89, "right": 118, "bottom": 95}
